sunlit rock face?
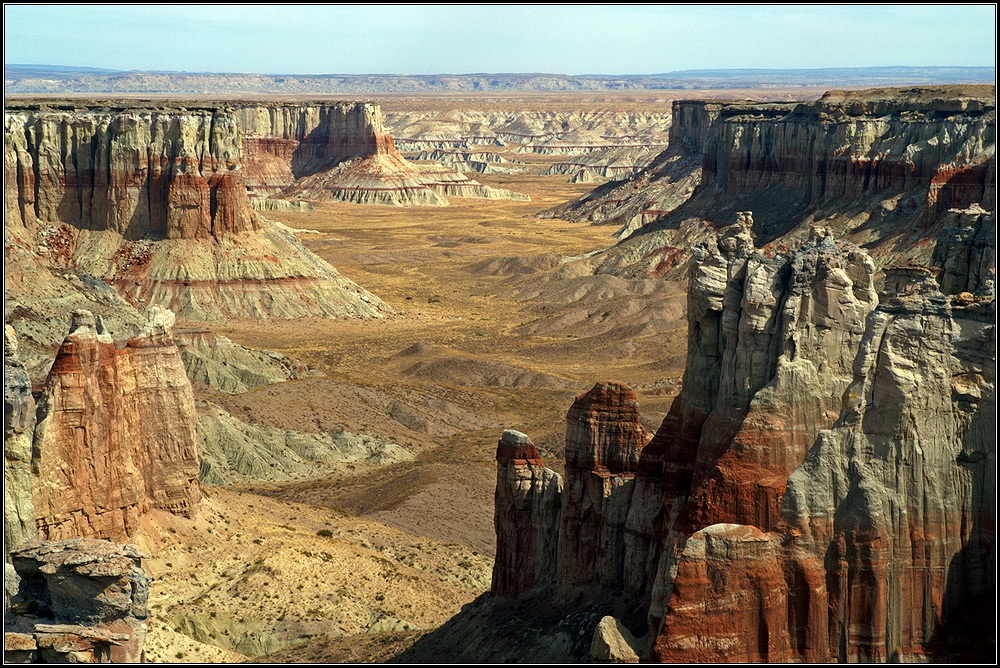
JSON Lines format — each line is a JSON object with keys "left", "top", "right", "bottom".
{"left": 489, "top": 215, "right": 994, "bottom": 662}
{"left": 5, "top": 105, "right": 258, "bottom": 239}
{"left": 4, "top": 101, "right": 392, "bottom": 323}
{"left": 31, "top": 307, "right": 201, "bottom": 542}
{"left": 6, "top": 539, "right": 152, "bottom": 663}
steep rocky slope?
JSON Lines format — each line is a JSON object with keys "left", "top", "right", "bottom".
{"left": 4, "top": 101, "right": 391, "bottom": 325}
{"left": 236, "top": 101, "right": 528, "bottom": 206}
{"left": 405, "top": 208, "right": 994, "bottom": 662}
{"left": 551, "top": 86, "right": 995, "bottom": 273}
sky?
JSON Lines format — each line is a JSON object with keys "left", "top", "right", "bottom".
{"left": 3, "top": 4, "right": 997, "bottom": 75}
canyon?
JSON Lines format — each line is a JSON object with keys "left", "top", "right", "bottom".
{"left": 4, "top": 84, "right": 996, "bottom": 664}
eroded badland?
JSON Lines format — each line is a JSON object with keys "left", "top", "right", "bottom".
{"left": 4, "top": 87, "right": 995, "bottom": 663}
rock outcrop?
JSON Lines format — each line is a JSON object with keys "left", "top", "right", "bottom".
{"left": 5, "top": 539, "right": 151, "bottom": 663}
{"left": 4, "top": 101, "right": 392, "bottom": 324}
{"left": 196, "top": 401, "right": 412, "bottom": 486}
{"left": 554, "top": 86, "right": 995, "bottom": 276}
{"left": 652, "top": 261, "right": 995, "bottom": 662}
{"left": 175, "top": 328, "right": 318, "bottom": 395}
{"left": 4, "top": 104, "right": 258, "bottom": 239}
{"left": 558, "top": 383, "right": 651, "bottom": 589}
{"left": 31, "top": 307, "right": 200, "bottom": 542}
{"left": 490, "top": 430, "right": 562, "bottom": 598}
{"left": 4, "top": 327, "right": 37, "bottom": 555}
{"left": 487, "top": 218, "right": 994, "bottom": 662}
{"left": 236, "top": 101, "right": 529, "bottom": 206}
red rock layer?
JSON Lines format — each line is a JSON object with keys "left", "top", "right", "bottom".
{"left": 558, "top": 382, "right": 652, "bottom": 589}
{"left": 31, "top": 308, "right": 200, "bottom": 542}
{"left": 236, "top": 102, "right": 401, "bottom": 190}
{"left": 648, "top": 257, "right": 994, "bottom": 661}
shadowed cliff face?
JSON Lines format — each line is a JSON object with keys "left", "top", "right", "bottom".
{"left": 237, "top": 102, "right": 397, "bottom": 191}
{"left": 31, "top": 307, "right": 200, "bottom": 542}
{"left": 4, "top": 102, "right": 392, "bottom": 324}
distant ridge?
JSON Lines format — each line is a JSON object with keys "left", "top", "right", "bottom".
{"left": 4, "top": 65, "right": 995, "bottom": 95}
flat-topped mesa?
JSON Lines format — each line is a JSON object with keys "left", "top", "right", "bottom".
{"left": 236, "top": 101, "right": 529, "bottom": 206}
{"left": 559, "top": 382, "right": 652, "bottom": 589}
{"left": 5, "top": 539, "right": 151, "bottom": 663}
{"left": 650, "top": 238, "right": 995, "bottom": 662}
{"left": 4, "top": 105, "right": 259, "bottom": 239}
{"left": 31, "top": 307, "right": 200, "bottom": 542}
{"left": 699, "top": 88, "right": 995, "bottom": 218}
{"left": 236, "top": 102, "right": 398, "bottom": 193}
{"left": 491, "top": 430, "right": 563, "bottom": 598}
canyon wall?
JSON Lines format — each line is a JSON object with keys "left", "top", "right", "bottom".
{"left": 236, "top": 101, "right": 397, "bottom": 193}
{"left": 4, "top": 102, "right": 391, "bottom": 324}
{"left": 553, "top": 86, "right": 995, "bottom": 276}
{"left": 490, "top": 430, "right": 562, "bottom": 598}
{"left": 491, "top": 214, "right": 995, "bottom": 662}
{"left": 31, "top": 306, "right": 200, "bottom": 542}
{"left": 5, "top": 104, "right": 258, "bottom": 239}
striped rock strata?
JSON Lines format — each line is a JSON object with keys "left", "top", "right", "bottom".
{"left": 4, "top": 102, "right": 390, "bottom": 323}
{"left": 490, "top": 430, "right": 562, "bottom": 598}
{"left": 5, "top": 539, "right": 151, "bottom": 663}
{"left": 489, "top": 220, "right": 993, "bottom": 662}
{"left": 551, "top": 86, "right": 995, "bottom": 273}
{"left": 236, "top": 102, "right": 528, "bottom": 206}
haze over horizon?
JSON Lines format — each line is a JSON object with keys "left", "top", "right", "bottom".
{"left": 4, "top": 4, "right": 997, "bottom": 76}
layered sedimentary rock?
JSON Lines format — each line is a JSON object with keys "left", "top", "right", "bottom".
{"left": 488, "top": 215, "right": 993, "bottom": 662}
{"left": 31, "top": 307, "right": 200, "bottom": 542}
{"left": 553, "top": 86, "right": 995, "bottom": 276}
{"left": 5, "top": 104, "right": 258, "bottom": 239}
{"left": 4, "top": 101, "right": 392, "bottom": 323}
{"left": 490, "top": 430, "right": 562, "bottom": 598}
{"left": 541, "top": 145, "right": 659, "bottom": 183}
{"left": 653, "top": 263, "right": 995, "bottom": 662}
{"left": 408, "top": 149, "right": 524, "bottom": 175}
{"left": 4, "top": 327, "right": 37, "bottom": 555}
{"left": 5, "top": 539, "right": 151, "bottom": 663}
{"left": 236, "top": 101, "right": 529, "bottom": 206}
{"left": 175, "top": 328, "right": 317, "bottom": 395}
{"left": 558, "top": 383, "right": 651, "bottom": 589}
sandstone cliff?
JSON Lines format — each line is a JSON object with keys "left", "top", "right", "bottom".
{"left": 485, "top": 218, "right": 994, "bottom": 662}
{"left": 5, "top": 104, "right": 258, "bottom": 239}
{"left": 553, "top": 86, "right": 995, "bottom": 277}
{"left": 4, "top": 327, "right": 37, "bottom": 555}
{"left": 236, "top": 101, "right": 529, "bottom": 206}
{"left": 491, "top": 430, "right": 562, "bottom": 598}
{"left": 5, "top": 539, "right": 151, "bottom": 663}
{"left": 31, "top": 307, "right": 200, "bottom": 542}
{"left": 652, "top": 264, "right": 995, "bottom": 662}
{"left": 4, "top": 101, "right": 391, "bottom": 324}
{"left": 558, "top": 383, "right": 651, "bottom": 589}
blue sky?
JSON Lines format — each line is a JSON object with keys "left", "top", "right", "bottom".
{"left": 4, "top": 4, "right": 996, "bottom": 75}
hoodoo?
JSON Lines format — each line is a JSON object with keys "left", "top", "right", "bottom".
{"left": 483, "top": 214, "right": 994, "bottom": 662}
{"left": 31, "top": 307, "right": 201, "bottom": 542}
